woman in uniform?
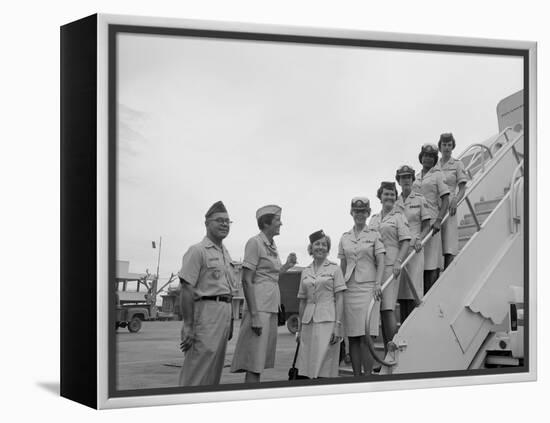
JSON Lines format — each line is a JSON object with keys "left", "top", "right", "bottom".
{"left": 413, "top": 144, "right": 450, "bottom": 294}
{"left": 394, "top": 166, "right": 432, "bottom": 323}
{"left": 338, "top": 197, "right": 385, "bottom": 376}
{"left": 295, "top": 230, "right": 346, "bottom": 379}
{"left": 437, "top": 133, "right": 468, "bottom": 269}
{"left": 230, "top": 205, "right": 297, "bottom": 383}
{"left": 368, "top": 182, "right": 411, "bottom": 350}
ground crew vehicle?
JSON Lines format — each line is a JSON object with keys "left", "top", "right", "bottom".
{"left": 115, "top": 293, "right": 150, "bottom": 333}
{"left": 115, "top": 260, "right": 176, "bottom": 333}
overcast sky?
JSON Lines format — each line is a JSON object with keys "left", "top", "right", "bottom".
{"left": 116, "top": 32, "right": 522, "bottom": 286}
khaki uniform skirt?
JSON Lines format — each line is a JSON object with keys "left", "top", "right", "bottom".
{"left": 441, "top": 213, "right": 459, "bottom": 255}
{"left": 230, "top": 310, "right": 277, "bottom": 374}
{"left": 296, "top": 321, "right": 341, "bottom": 378}
{"left": 398, "top": 247, "right": 425, "bottom": 300}
{"left": 344, "top": 271, "right": 380, "bottom": 337}
{"left": 424, "top": 218, "right": 443, "bottom": 270}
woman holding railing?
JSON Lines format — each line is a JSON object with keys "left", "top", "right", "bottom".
{"left": 368, "top": 182, "right": 411, "bottom": 350}
{"left": 413, "top": 144, "right": 450, "bottom": 294}
{"left": 394, "top": 165, "right": 432, "bottom": 322}
{"left": 436, "top": 133, "right": 468, "bottom": 269}
{"left": 338, "top": 197, "right": 385, "bottom": 376}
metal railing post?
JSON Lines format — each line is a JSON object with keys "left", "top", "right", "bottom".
{"left": 402, "top": 266, "right": 422, "bottom": 307}
{"left": 464, "top": 197, "right": 481, "bottom": 231}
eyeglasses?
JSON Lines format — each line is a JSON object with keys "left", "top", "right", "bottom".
{"left": 208, "top": 218, "right": 233, "bottom": 225}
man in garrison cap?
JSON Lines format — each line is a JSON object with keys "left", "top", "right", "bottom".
{"left": 177, "top": 201, "right": 237, "bottom": 386}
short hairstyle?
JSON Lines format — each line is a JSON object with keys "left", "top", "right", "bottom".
{"left": 438, "top": 133, "right": 456, "bottom": 150}
{"left": 307, "top": 236, "right": 332, "bottom": 256}
{"left": 257, "top": 213, "right": 277, "bottom": 230}
{"left": 376, "top": 181, "right": 398, "bottom": 200}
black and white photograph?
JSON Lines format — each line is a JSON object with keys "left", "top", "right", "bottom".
{"left": 6, "top": 0, "right": 549, "bottom": 418}
{"left": 109, "top": 19, "right": 530, "bottom": 398}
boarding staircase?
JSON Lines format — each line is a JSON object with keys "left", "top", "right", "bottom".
{"left": 366, "top": 127, "right": 525, "bottom": 374}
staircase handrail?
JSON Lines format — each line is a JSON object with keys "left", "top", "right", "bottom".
{"left": 365, "top": 130, "right": 524, "bottom": 367}
{"left": 458, "top": 127, "right": 515, "bottom": 180}
{"left": 510, "top": 161, "right": 524, "bottom": 233}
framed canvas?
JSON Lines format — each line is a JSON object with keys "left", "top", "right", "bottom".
{"left": 60, "top": 13, "right": 537, "bottom": 409}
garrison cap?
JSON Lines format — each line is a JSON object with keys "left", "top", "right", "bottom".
{"left": 205, "top": 200, "right": 227, "bottom": 218}
{"left": 309, "top": 230, "right": 326, "bottom": 244}
{"left": 256, "top": 204, "right": 282, "bottom": 220}
{"left": 396, "top": 165, "right": 415, "bottom": 176}
{"left": 421, "top": 143, "right": 439, "bottom": 154}
{"left": 351, "top": 196, "right": 370, "bottom": 210}
{"left": 395, "top": 164, "right": 416, "bottom": 182}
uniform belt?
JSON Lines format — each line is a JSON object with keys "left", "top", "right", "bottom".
{"left": 196, "top": 295, "right": 232, "bottom": 303}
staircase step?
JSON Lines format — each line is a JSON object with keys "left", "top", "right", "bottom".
{"left": 485, "top": 355, "right": 520, "bottom": 367}
{"left": 458, "top": 223, "right": 479, "bottom": 239}
{"left": 474, "top": 198, "right": 501, "bottom": 213}
{"left": 374, "top": 342, "right": 384, "bottom": 351}
{"left": 460, "top": 209, "right": 492, "bottom": 226}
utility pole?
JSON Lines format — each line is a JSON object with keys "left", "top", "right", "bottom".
{"left": 150, "top": 236, "right": 162, "bottom": 318}
{"left": 155, "top": 236, "right": 162, "bottom": 284}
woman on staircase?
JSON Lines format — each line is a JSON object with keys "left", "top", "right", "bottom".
{"left": 413, "top": 143, "right": 450, "bottom": 294}
{"left": 394, "top": 165, "right": 432, "bottom": 322}
{"left": 436, "top": 133, "right": 468, "bottom": 269}
{"left": 368, "top": 182, "right": 411, "bottom": 350}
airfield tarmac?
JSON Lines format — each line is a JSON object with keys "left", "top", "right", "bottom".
{"left": 116, "top": 320, "right": 360, "bottom": 390}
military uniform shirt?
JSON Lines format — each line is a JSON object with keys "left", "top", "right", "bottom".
{"left": 395, "top": 191, "right": 432, "bottom": 243}
{"left": 242, "top": 232, "right": 282, "bottom": 313}
{"left": 178, "top": 237, "right": 236, "bottom": 298}
{"left": 412, "top": 167, "right": 450, "bottom": 219}
{"left": 368, "top": 209, "right": 412, "bottom": 265}
{"left": 297, "top": 260, "right": 346, "bottom": 324}
{"left": 338, "top": 228, "right": 386, "bottom": 283}
{"left": 436, "top": 157, "right": 468, "bottom": 197}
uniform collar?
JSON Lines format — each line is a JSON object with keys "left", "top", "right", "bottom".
{"left": 259, "top": 231, "right": 277, "bottom": 248}
{"left": 306, "top": 259, "right": 333, "bottom": 272}
{"left": 436, "top": 157, "right": 455, "bottom": 168}
{"left": 399, "top": 191, "right": 417, "bottom": 203}
{"left": 378, "top": 207, "right": 399, "bottom": 222}
{"left": 418, "top": 166, "right": 439, "bottom": 179}
{"left": 349, "top": 225, "right": 370, "bottom": 234}
{"left": 201, "top": 236, "right": 224, "bottom": 251}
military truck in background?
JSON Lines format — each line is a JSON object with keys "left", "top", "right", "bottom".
{"left": 115, "top": 260, "right": 177, "bottom": 333}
